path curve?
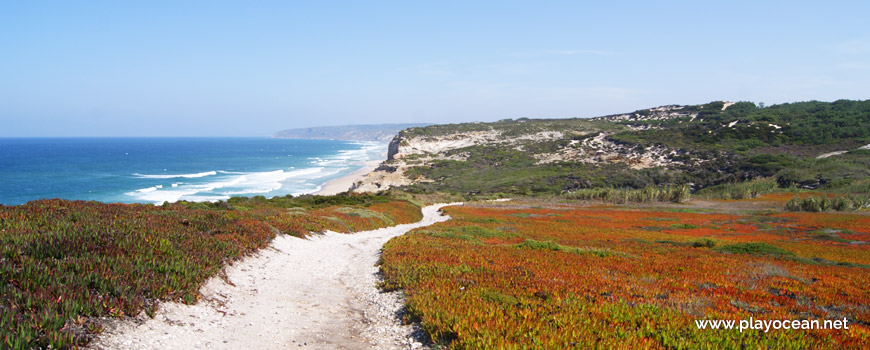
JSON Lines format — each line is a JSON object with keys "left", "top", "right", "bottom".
{"left": 90, "top": 203, "right": 461, "bottom": 350}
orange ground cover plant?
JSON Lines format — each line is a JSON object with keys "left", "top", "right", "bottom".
{"left": 380, "top": 204, "right": 870, "bottom": 349}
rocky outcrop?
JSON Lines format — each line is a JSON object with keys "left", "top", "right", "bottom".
{"left": 386, "top": 135, "right": 402, "bottom": 160}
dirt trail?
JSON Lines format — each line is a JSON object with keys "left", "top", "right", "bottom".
{"left": 90, "top": 203, "right": 460, "bottom": 350}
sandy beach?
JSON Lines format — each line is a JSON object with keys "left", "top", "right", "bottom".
{"left": 90, "top": 203, "right": 459, "bottom": 350}
{"left": 313, "top": 160, "right": 381, "bottom": 195}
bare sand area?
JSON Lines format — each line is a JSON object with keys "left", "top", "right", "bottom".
{"left": 313, "top": 160, "right": 381, "bottom": 196}
{"left": 90, "top": 203, "right": 460, "bottom": 350}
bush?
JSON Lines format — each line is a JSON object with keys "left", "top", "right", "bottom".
{"left": 715, "top": 243, "right": 793, "bottom": 256}
{"left": 690, "top": 238, "right": 717, "bottom": 248}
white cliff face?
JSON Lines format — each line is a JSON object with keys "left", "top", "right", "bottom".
{"left": 390, "top": 130, "right": 565, "bottom": 159}
{"left": 392, "top": 130, "right": 502, "bottom": 158}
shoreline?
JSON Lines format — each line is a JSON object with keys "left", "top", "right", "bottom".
{"left": 312, "top": 160, "right": 381, "bottom": 195}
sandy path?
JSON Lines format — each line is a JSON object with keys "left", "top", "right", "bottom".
{"left": 90, "top": 203, "right": 460, "bottom": 350}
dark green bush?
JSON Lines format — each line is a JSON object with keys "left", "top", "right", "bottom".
{"left": 715, "top": 243, "right": 793, "bottom": 256}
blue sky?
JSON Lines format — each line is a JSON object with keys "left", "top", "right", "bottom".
{"left": 1, "top": 1, "right": 868, "bottom": 137}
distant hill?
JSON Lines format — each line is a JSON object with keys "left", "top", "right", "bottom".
{"left": 272, "top": 123, "right": 431, "bottom": 142}
{"left": 352, "top": 100, "right": 870, "bottom": 195}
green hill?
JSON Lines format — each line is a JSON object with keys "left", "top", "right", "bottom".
{"left": 353, "top": 100, "right": 870, "bottom": 196}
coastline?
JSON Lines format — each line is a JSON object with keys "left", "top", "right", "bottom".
{"left": 312, "top": 160, "right": 381, "bottom": 195}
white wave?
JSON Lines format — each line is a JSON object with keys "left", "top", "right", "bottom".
{"left": 127, "top": 167, "right": 331, "bottom": 204}
{"left": 308, "top": 142, "right": 385, "bottom": 167}
{"left": 128, "top": 175, "right": 246, "bottom": 204}
{"left": 293, "top": 185, "right": 322, "bottom": 196}
{"left": 125, "top": 141, "right": 385, "bottom": 205}
{"left": 133, "top": 171, "right": 217, "bottom": 179}
{"left": 134, "top": 186, "right": 160, "bottom": 193}
{"left": 182, "top": 195, "right": 230, "bottom": 203}
{"left": 310, "top": 159, "right": 346, "bottom": 166}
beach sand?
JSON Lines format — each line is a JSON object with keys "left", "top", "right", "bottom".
{"left": 312, "top": 160, "right": 381, "bottom": 195}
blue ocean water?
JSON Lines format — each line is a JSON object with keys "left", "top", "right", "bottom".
{"left": 0, "top": 138, "right": 385, "bottom": 205}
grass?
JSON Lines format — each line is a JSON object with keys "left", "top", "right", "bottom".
{"left": 785, "top": 194, "right": 869, "bottom": 212}
{"left": 515, "top": 239, "right": 622, "bottom": 257}
{"left": 714, "top": 242, "right": 794, "bottom": 256}
{"left": 695, "top": 177, "right": 779, "bottom": 200}
{"left": 565, "top": 185, "right": 692, "bottom": 204}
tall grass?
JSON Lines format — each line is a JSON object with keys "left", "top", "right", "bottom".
{"left": 695, "top": 178, "right": 779, "bottom": 200}
{"left": 565, "top": 185, "right": 691, "bottom": 204}
{"left": 827, "top": 179, "right": 870, "bottom": 195}
{"left": 784, "top": 195, "right": 870, "bottom": 212}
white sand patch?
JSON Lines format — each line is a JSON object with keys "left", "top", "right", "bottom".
{"left": 90, "top": 203, "right": 461, "bottom": 350}
{"left": 817, "top": 151, "right": 848, "bottom": 159}
{"left": 817, "top": 144, "right": 870, "bottom": 159}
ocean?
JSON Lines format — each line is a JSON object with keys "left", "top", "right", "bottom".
{"left": 0, "top": 138, "right": 385, "bottom": 205}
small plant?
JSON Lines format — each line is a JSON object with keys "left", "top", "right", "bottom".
{"left": 715, "top": 242, "right": 793, "bottom": 256}
{"left": 690, "top": 238, "right": 717, "bottom": 248}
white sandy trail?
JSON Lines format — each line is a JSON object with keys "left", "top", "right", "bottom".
{"left": 91, "top": 203, "right": 461, "bottom": 350}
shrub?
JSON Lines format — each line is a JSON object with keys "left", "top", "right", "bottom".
{"left": 690, "top": 238, "right": 717, "bottom": 248}
{"left": 715, "top": 243, "right": 793, "bottom": 256}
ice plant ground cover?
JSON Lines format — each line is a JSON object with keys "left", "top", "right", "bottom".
{"left": 380, "top": 201, "right": 870, "bottom": 349}
{"left": 0, "top": 195, "right": 422, "bottom": 349}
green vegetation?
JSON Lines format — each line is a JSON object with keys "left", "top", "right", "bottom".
{"left": 565, "top": 185, "right": 692, "bottom": 203}
{"left": 715, "top": 242, "right": 794, "bottom": 256}
{"left": 784, "top": 195, "right": 869, "bottom": 212}
{"left": 0, "top": 195, "right": 421, "bottom": 349}
{"left": 222, "top": 192, "right": 394, "bottom": 209}
{"left": 392, "top": 99, "right": 870, "bottom": 199}
{"left": 516, "top": 239, "right": 621, "bottom": 257}
{"left": 695, "top": 177, "right": 779, "bottom": 199}
{"left": 608, "top": 100, "right": 870, "bottom": 150}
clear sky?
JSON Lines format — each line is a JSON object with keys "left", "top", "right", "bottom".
{"left": 1, "top": 1, "right": 868, "bottom": 137}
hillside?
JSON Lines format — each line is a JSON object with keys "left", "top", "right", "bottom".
{"left": 272, "top": 123, "right": 430, "bottom": 142}
{"left": 353, "top": 100, "right": 870, "bottom": 195}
